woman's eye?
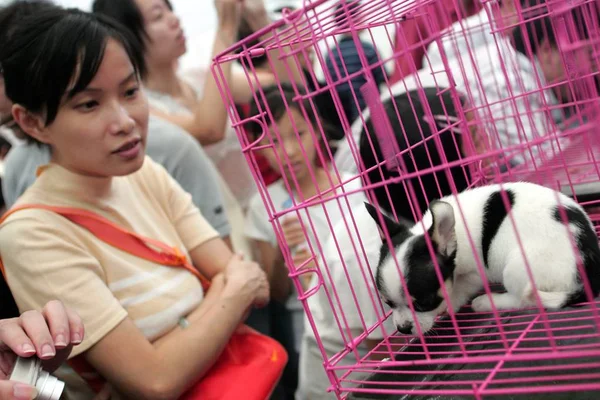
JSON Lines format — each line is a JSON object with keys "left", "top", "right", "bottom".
{"left": 152, "top": 12, "right": 164, "bottom": 21}
{"left": 125, "top": 87, "right": 140, "bottom": 98}
{"left": 76, "top": 101, "right": 98, "bottom": 111}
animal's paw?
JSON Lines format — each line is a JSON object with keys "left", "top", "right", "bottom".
{"left": 471, "top": 295, "right": 493, "bottom": 312}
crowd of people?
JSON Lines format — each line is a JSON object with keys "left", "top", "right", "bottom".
{"left": 0, "top": 0, "right": 596, "bottom": 399}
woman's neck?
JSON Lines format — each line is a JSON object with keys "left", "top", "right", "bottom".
{"left": 145, "top": 62, "right": 184, "bottom": 98}
{"left": 45, "top": 159, "right": 115, "bottom": 199}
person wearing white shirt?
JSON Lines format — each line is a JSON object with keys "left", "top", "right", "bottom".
{"left": 423, "top": 0, "right": 521, "bottom": 69}
{"left": 421, "top": 0, "right": 591, "bottom": 170}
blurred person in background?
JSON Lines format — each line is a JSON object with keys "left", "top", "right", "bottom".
{"left": 324, "top": 0, "right": 388, "bottom": 125}
{"left": 423, "top": 0, "right": 523, "bottom": 69}
{"left": 418, "top": 0, "right": 596, "bottom": 170}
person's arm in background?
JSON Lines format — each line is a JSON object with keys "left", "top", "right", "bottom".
{"left": 153, "top": 0, "right": 241, "bottom": 145}
{"left": 145, "top": 118, "right": 233, "bottom": 247}
{"left": 229, "top": 0, "right": 305, "bottom": 104}
{"left": 1, "top": 143, "right": 51, "bottom": 210}
{"left": 0, "top": 301, "right": 84, "bottom": 400}
{"left": 245, "top": 193, "right": 294, "bottom": 301}
{"left": 252, "top": 239, "right": 292, "bottom": 302}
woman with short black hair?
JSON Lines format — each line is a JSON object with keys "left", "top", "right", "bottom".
{"left": 0, "top": 8, "right": 269, "bottom": 399}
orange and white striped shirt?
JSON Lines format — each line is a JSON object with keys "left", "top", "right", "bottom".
{"left": 0, "top": 156, "right": 218, "bottom": 399}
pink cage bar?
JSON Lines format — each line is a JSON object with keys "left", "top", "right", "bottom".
{"left": 212, "top": 0, "right": 600, "bottom": 398}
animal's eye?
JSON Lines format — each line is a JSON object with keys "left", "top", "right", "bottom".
{"left": 412, "top": 295, "right": 442, "bottom": 312}
{"left": 384, "top": 300, "right": 396, "bottom": 309}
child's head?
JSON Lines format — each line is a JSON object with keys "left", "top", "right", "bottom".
{"left": 1, "top": 7, "right": 149, "bottom": 177}
{"left": 247, "top": 83, "right": 329, "bottom": 184}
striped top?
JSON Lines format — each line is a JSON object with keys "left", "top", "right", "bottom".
{"left": 324, "top": 35, "right": 387, "bottom": 123}
{"left": 0, "top": 156, "right": 218, "bottom": 399}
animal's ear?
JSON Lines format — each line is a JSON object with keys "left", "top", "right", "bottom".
{"left": 428, "top": 201, "right": 457, "bottom": 257}
{"left": 365, "top": 202, "right": 404, "bottom": 237}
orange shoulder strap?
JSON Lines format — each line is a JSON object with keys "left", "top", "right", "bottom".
{"left": 0, "top": 204, "right": 210, "bottom": 289}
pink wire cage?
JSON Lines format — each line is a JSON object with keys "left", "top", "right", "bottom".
{"left": 212, "top": 0, "right": 600, "bottom": 398}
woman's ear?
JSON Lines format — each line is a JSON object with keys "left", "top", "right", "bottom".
{"left": 11, "top": 104, "right": 51, "bottom": 144}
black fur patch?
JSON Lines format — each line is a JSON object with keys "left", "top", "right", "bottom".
{"left": 481, "top": 189, "right": 515, "bottom": 268}
{"left": 404, "top": 236, "right": 457, "bottom": 312}
{"left": 553, "top": 205, "right": 600, "bottom": 305}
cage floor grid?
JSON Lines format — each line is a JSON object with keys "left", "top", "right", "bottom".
{"left": 338, "top": 302, "right": 600, "bottom": 399}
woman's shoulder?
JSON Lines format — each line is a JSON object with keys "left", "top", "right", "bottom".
{"left": 129, "top": 155, "right": 172, "bottom": 188}
{"left": 0, "top": 205, "right": 81, "bottom": 252}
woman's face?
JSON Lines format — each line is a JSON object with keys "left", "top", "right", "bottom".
{"left": 260, "top": 108, "right": 318, "bottom": 183}
{"left": 135, "top": 0, "right": 186, "bottom": 67}
{"left": 16, "top": 39, "right": 149, "bottom": 178}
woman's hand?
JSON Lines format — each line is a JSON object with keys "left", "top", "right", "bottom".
{"left": 223, "top": 254, "right": 270, "bottom": 308}
{"left": 214, "top": 0, "right": 243, "bottom": 36}
{"left": 242, "top": 0, "right": 270, "bottom": 32}
{"left": 0, "top": 301, "right": 84, "bottom": 400}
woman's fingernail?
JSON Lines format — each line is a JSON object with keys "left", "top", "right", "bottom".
{"left": 20, "top": 343, "right": 35, "bottom": 356}
{"left": 13, "top": 383, "right": 38, "bottom": 400}
{"left": 55, "top": 334, "right": 67, "bottom": 347}
{"left": 72, "top": 332, "right": 82, "bottom": 344}
{"left": 41, "top": 343, "right": 55, "bottom": 358}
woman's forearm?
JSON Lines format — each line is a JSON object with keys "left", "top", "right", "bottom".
{"left": 189, "top": 29, "right": 237, "bottom": 145}
{"left": 248, "top": 13, "right": 304, "bottom": 87}
{"left": 230, "top": 11, "right": 304, "bottom": 104}
{"left": 86, "top": 284, "right": 251, "bottom": 400}
{"left": 150, "top": 293, "right": 249, "bottom": 398}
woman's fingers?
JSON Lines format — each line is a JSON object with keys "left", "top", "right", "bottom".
{"left": 0, "top": 380, "right": 37, "bottom": 400}
{"left": 41, "top": 300, "right": 71, "bottom": 349}
{"left": 0, "top": 319, "right": 36, "bottom": 358}
{"left": 19, "top": 311, "right": 55, "bottom": 360}
{"left": 63, "top": 306, "right": 84, "bottom": 346}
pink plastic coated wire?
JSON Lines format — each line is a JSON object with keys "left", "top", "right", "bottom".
{"left": 212, "top": 0, "right": 600, "bottom": 397}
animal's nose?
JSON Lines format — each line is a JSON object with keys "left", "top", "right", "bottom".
{"left": 397, "top": 323, "right": 413, "bottom": 335}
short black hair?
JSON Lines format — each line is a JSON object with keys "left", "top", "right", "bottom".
{"left": 333, "top": 0, "right": 359, "bottom": 29}
{"left": 0, "top": 8, "right": 144, "bottom": 131}
{"left": 92, "top": 0, "right": 172, "bottom": 77}
{"left": 0, "top": 0, "right": 61, "bottom": 133}
{"left": 0, "top": 0, "right": 59, "bottom": 49}
{"left": 359, "top": 88, "right": 470, "bottom": 221}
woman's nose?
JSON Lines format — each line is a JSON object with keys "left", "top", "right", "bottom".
{"left": 109, "top": 104, "right": 135, "bottom": 135}
{"left": 168, "top": 11, "right": 181, "bottom": 29}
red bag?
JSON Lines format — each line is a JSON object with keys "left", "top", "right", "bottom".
{"left": 0, "top": 205, "right": 288, "bottom": 400}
